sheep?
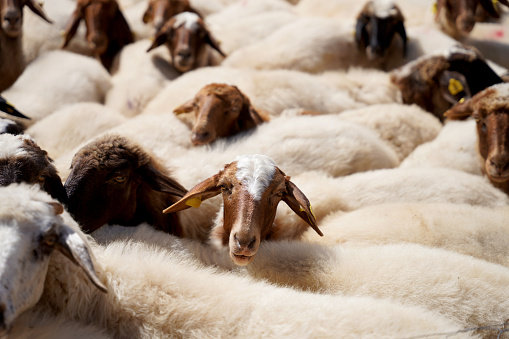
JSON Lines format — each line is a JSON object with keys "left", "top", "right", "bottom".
{"left": 390, "top": 44, "right": 504, "bottom": 121}
{"left": 0, "top": 95, "right": 30, "bottom": 119}
{"left": 142, "top": 0, "right": 198, "bottom": 33}
{"left": 302, "top": 202, "right": 509, "bottom": 269}
{"left": 0, "top": 183, "right": 479, "bottom": 338}
{"left": 0, "top": 134, "right": 67, "bottom": 204}
{"left": 61, "top": 0, "right": 134, "bottom": 71}
{"left": 25, "top": 102, "right": 128, "bottom": 159}
{"left": 163, "top": 154, "right": 323, "bottom": 266}
{"left": 173, "top": 83, "right": 269, "bottom": 145}
{"left": 2, "top": 50, "right": 112, "bottom": 125}
{"left": 336, "top": 103, "right": 442, "bottom": 161}
{"left": 0, "top": 0, "right": 52, "bottom": 92}
{"left": 444, "top": 82, "right": 509, "bottom": 195}
{"left": 146, "top": 12, "right": 225, "bottom": 73}
{"left": 64, "top": 134, "right": 188, "bottom": 237}
{"left": 400, "top": 119, "right": 482, "bottom": 175}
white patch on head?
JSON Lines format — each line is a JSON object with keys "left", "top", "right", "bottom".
{"left": 0, "top": 118, "right": 16, "bottom": 133}
{"left": 442, "top": 45, "right": 477, "bottom": 59}
{"left": 490, "top": 83, "right": 509, "bottom": 99}
{"left": 372, "top": 0, "right": 398, "bottom": 18}
{"left": 234, "top": 154, "right": 277, "bottom": 201}
{"left": 0, "top": 133, "right": 32, "bottom": 158}
{"left": 173, "top": 12, "right": 201, "bottom": 30}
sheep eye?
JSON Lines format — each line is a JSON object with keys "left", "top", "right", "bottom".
{"left": 45, "top": 234, "right": 57, "bottom": 246}
{"left": 220, "top": 184, "right": 231, "bottom": 193}
{"left": 114, "top": 176, "right": 126, "bottom": 183}
{"left": 275, "top": 190, "right": 285, "bottom": 197}
{"left": 38, "top": 174, "right": 46, "bottom": 182}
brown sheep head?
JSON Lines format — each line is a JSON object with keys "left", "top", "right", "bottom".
{"left": 0, "top": 0, "right": 52, "bottom": 38}
{"left": 163, "top": 154, "right": 322, "bottom": 266}
{"left": 61, "top": 0, "right": 134, "bottom": 71}
{"left": 445, "top": 83, "right": 509, "bottom": 193}
{"left": 173, "top": 83, "right": 268, "bottom": 146}
{"left": 390, "top": 45, "right": 503, "bottom": 121}
{"left": 142, "top": 0, "right": 196, "bottom": 33}
{"left": 0, "top": 134, "right": 67, "bottom": 204}
{"left": 64, "top": 134, "right": 187, "bottom": 234}
{"left": 147, "top": 12, "right": 225, "bottom": 73}
{"left": 355, "top": 0, "right": 407, "bottom": 64}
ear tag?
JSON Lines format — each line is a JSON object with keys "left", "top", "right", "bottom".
{"left": 299, "top": 205, "right": 317, "bottom": 221}
{"left": 186, "top": 196, "right": 202, "bottom": 208}
{"left": 60, "top": 30, "right": 66, "bottom": 37}
{"left": 448, "top": 78, "right": 464, "bottom": 96}
{"left": 459, "top": 98, "right": 465, "bottom": 104}
{"left": 493, "top": 0, "right": 499, "bottom": 11}
{"left": 432, "top": 2, "right": 438, "bottom": 14}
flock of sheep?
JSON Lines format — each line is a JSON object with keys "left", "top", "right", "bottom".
{"left": 1, "top": 0, "right": 509, "bottom": 337}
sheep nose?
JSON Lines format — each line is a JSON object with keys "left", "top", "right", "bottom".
{"left": 489, "top": 156, "right": 509, "bottom": 175}
{"left": 3, "top": 11, "right": 20, "bottom": 26}
{"left": 177, "top": 49, "right": 192, "bottom": 60}
{"left": 191, "top": 130, "right": 211, "bottom": 145}
{"left": 234, "top": 233, "right": 257, "bottom": 251}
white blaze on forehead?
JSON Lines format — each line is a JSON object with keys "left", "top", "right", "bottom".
{"left": 491, "top": 83, "right": 509, "bottom": 99}
{"left": 0, "top": 133, "right": 31, "bottom": 158}
{"left": 443, "top": 45, "right": 477, "bottom": 59}
{"left": 372, "top": 0, "right": 398, "bottom": 18}
{"left": 234, "top": 154, "right": 277, "bottom": 201}
{"left": 173, "top": 12, "right": 201, "bottom": 30}
{"left": 0, "top": 118, "right": 16, "bottom": 133}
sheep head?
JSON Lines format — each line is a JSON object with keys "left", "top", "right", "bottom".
{"left": 0, "top": 184, "right": 105, "bottom": 334}
{"left": 147, "top": 12, "right": 225, "bottom": 73}
{"left": 163, "top": 154, "right": 322, "bottom": 266}
{"left": 0, "top": 0, "right": 52, "bottom": 38}
{"left": 355, "top": 0, "right": 407, "bottom": 63}
{"left": 61, "top": 0, "right": 133, "bottom": 71}
{"left": 390, "top": 45, "right": 503, "bottom": 121}
{"left": 174, "top": 83, "right": 268, "bottom": 146}
{"left": 445, "top": 83, "right": 509, "bottom": 191}
{"left": 64, "top": 134, "right": 187, "bottom": 234}
{"left": 0, "top": 134, "right": 67, "bottom": 204}
{"left": 142, "top": 0, "right": 195, "bottom": 33}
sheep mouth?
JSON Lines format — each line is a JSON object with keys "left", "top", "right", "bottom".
{"left": 487, "top": 173, "right": 509, "bottom": 183}
{"left": 230, "top": 253, "right": 254, "bottom": 266}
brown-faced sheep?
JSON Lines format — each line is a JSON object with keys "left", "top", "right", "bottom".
{"left": 142, "top": 0, "right": 198, "bottom": 33}
{"left": 173, "top": 83, "right": 269, "bottom": 146}
{"left": 64, "top": 134, "right": 187, "bottom": 235}
{"left": 61, "top": 0, "right": 134, "bottom": 71}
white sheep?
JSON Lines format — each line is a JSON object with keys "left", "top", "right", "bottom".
{"left": 337, "top": 103, "right": 442, "bottom": 161}
{"left": 400, "top": 120, "right": 482, "bottom": 175}
{"left": 25, "top": 102, "right": 128, "bottom": 159}
{"left": 2, "top": 50, "right": 112, "bottom": 125}
{"left": 0, "top": 184, "right": 473, "bottom": 338}
{"left": 303, "top": 202, "right": 509, "bottom": 268}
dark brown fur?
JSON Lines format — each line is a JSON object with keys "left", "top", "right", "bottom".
{"left": 142, "top": 0, "right": 198, "bottom": 32}
{"left": 174, "top": 83, "right": 269, "bottom": 146}
{"left": 64, "top": 134, "right": 187, "bottom": 234}
{"left": 62, "top": 0, "right": 133, "bottom": 72}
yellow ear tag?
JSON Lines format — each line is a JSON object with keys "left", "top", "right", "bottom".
{"left": 459, "top": 98, "right": 465, "bottom": 104}
{"left": 432, "top": 2, "right": 438, "bottom": 14}
{"left": 300, "top": 205, "right": 317, "bottom": 220}
{"left": 448, "top": 78, "right": 464, "bottom": 96}
{"left": 185, "top": 196, "right": 202, "bottom": 208}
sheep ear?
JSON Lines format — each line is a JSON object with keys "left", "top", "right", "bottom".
{"left": 203, "top": 24, "right": 226, "bottom": 57}
{"left": 355, "top": 15, "right": 369, "bottom": 51}
{"left": 43, "top": 171, "right": 69, "bottom": 205}
{"left": 55, "top": 224, "right": 107, "bottom": 293}
{"left": 282, "top": 177, "right": 323, "bottom": 237}
{"left": 140, "top": 165, "right": 187, "bottom": 198}
{"left": 443, "top": 98, "right": 474, "bottom": 120}
{"left": 47, "top": 202, "right": 64, "bottom": 215}
{"left": 394, "top": 20, "right": 407, "bottom": 57}
{"left": 142, "top": 6, "right": 152, "bottom": 24}
{"left": 147, "top": 19, "right": 175, "bottom": 52}
{"left": 438, "top": 71, "right": 471, "bottom": 105}
{"left": 25, "top": 0, "right": 53, "bottom": 23}
{"left": 61, "top": 8, "right": 83, "bottom": 48}
{"left": 163, "top": 174, "right": 221, "bottom": 214}
{"left": 173, "top": 98, "right": 195, "bottom": 115}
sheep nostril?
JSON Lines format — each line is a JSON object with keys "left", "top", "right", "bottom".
{"left": 247, "top": 237, "right": 257, "bottom": 250}
{"left": 178, "top": 49, "right": 192, "bottom": 60}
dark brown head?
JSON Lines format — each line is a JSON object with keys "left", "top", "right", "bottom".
{"left": 355, "top": 0, "right": 406, "bottom": 63}
{"left": 0, "top": 0, "right": 52, "bottom": 38}
{"left": 390, "top": 45, "right": 503, "bottom": 121}
{"left": 173, "top": 83, "right": 268, "bottom": 146}
{"left": 64, "top": 134, "right": 187, "bottom": 234}
{"left": 163, "top": 154, "right": 322, "bottom": 266}
{"left": 147, "top": 12, "right": 225, "bottom": 73}
{"left": 142, "top": 0, "right": 197, "bottom": 33}
{"left": 61, "top": 0, "right": 133, "bottom": 70}
{"left": 445, "top": 83, "right": 509, "bottom": 190}
{"left": 0, "top": 134, "right": 67, "bottom": 204}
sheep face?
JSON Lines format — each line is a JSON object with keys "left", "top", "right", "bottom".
{"left": 62, "top": 0, "right": 133, "bottom": 71}
{"left": 355, "top": 1, "right": 407, "bottom": 63}
{"left": 142, "top": 0, "right": 194, "bottom": 33}
{"left": 445, "top": 83, "right": 509, "bottom": 188}
{"left": 174, "top": 84, "right": 265, "bottom": 146}
{"left": 0, "top": 134, "right": 67, "bottom": 204}
{"left": 147, "top": 12, "right": 225, "bottom": 73}
{"left": 390, "top": 45, "right": 503, "bottom": 121}
{"left": 0, "top": 185, "right": 105, "bottom": 334}
{"left": 163, "top": 155, "right": 322, "bottom": 266}
{"left": 65, "top": 135, "right": 187, "bottom": 234}
{"left": 0, "top": 0, "right": 51, "bottom": 38}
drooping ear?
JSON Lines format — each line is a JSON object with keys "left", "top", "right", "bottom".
{"left": 25, "top": 0, "right": 53, "bottom": 23}
{"left": 146, "top": 18, "right": 176, "bottom": 52}
{"left": 281, "top": 177, "right": 323, "bottom": 237}
{"left": 61, "top": 8, "right": 83, "bottom": 48}
{"left": 110, "top": 6, "right": 134, "bottom": 47}
{"left": 173, "top": 98, "right": 195, "bottom": 115}
{"left": 443, "top": 97, "right": 474, "bottom": 121}
{"left": 438, "top": 70, "right": 471, "bottom": 105}
{"left": 162, "top": 174, "right": 222, "bottom": 214}
{"left": 142, "top": 5, "right": 153, "bottom": 24}
{"left": 139, "top": 164, "right": 187, "bottom": 197}
{"left": 201, "top": 21, "right": 225, "bottom": 57}
{"left": 43, "top": 171, "right": 69, "bottom": 205}
{"left": 394, "top": 20, "right": 407, "bottom": 57}
{"left": 56, "top": 224, "right": 107, "bottom": 293}
{"left": 355, "top": 15, "right": 369, "bottom": 51}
